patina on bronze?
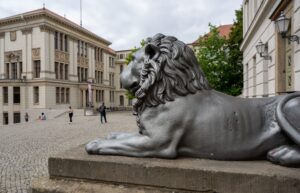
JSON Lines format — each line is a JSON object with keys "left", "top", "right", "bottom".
{"left": 86, "top": 34, "right": 300, "bottom": 167}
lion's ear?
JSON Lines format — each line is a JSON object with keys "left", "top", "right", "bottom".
{"left": 145, "top": 44, "right": 160, "bottom": 60}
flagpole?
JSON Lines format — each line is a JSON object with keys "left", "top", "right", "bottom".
{"left": 80, "top": 0, "right": 82, "bottom": 27}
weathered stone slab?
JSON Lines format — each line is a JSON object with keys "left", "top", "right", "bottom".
{"left": 30, "top": 177, "right": 200, "bottom": 193}
{"left": 45, "top": 145, "right": 300, "bottom": 193}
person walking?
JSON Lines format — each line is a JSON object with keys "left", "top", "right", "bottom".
{"left": 24, "top": 112, "right": 29, "bottom": 122}
{"left": 68, "top": 106, "right": 73, "bottom": 123}
{"left": 99, "top": 103, "right": 107, "bottom": 124}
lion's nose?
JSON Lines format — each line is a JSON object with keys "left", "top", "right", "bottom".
{"left": 120, "top": 68, "right": 138, "bottom": 90}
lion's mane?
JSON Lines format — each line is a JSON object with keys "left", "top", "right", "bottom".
{"left": 134, "top": 33, "right": 210, "bottom": 115}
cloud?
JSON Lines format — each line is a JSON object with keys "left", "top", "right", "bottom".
{"left": 0, "top": 0, "right": 242, "bottom": 50}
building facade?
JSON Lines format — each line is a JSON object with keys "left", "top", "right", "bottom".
{"left": 0, "top": 8, "right": 131, "bottom": 125}
{"left": 241, "top": 0, "right": 300, "bottom": 98}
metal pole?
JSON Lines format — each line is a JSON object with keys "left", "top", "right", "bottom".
{"left": 80, "top": 0, "right": 82, "bottom": 27}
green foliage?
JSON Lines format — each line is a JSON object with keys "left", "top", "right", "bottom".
{"left": 124, "top": 40, "right": 146, "bottom": 98}
{"left": 226, "top": 8, "right": 243, "bottom": 96}
{"left": 196, "top": 7, "right": 243, "bottom": 96}
{"left": 125, "top": 40, "right": 145, "bottom": 65}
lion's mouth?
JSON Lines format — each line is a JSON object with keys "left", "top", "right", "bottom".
{"left": 129, "top": 82, "right": 140, "bottom": 95}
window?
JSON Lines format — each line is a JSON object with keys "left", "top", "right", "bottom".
{"left": 119, "top": 54, "right": 124, "bottom": 59}
{"left": 81, "top": 41, "right": 84, "bottom": 56}
{"left": 110, "top": 90, "right": 114, "bottom": 102}
{"left": 77, "top": 40, "right": 80, "bottom": 55}
{"left": 66, "top": 88, "right": 70, "bottom": 103}
{"left": 55, "top": 62, "right": 59, "bottom": 79}
{"left": 120, "top": 65, "right": 123, "bottom": 73}
{"left": 65, "top": 64, "right": 68, "bottom": 80}
{"left": 13, "top": 112, "right": 20, "bottom": 123}
{"left": 33, "top": 60, "right": 40, "bottom": 78}
{"left": 85, "top": 43, "right": 88, "bottom": 57}
{"left": 56, "top": 87, "right": 60, "bottom": 103}
{"left": 101, "top": 90, "right": 104, "bottom": 102}
{"left": 33, "top": 86, "right": 39, "bottom": 104}
{"left": 100, "top": 71, "right": 103, "bottom": 84}
{"left": 5, "top": 63, "right": 9, "bottom": 79}
{"left": 19, "top": 62, "right": 22, "bottom": 77}
{"left": 120, "top": 95, "right": 124, "bottom": 106}
{"left": 13, "top": 87, "right": 20, "bottom": 104}
{"left": 64, "top": 35, "right": 68, "bottom": 52}
{"left": 3, "top": 87, "right": 8, "bottom": 104}
{"left": 3, "top": 112, "right": 8, "bottom": 125}
{"left": 81, "top": 68, "right": 84, "bottom": 82}
{"left": 100, "top": 49, "right": 103, "bottom": 62}
{"left": 96, "top": 90, "right": 99, "bottom": 102}
{"left": 109, "top": 57, "right": 115, "bottom": 67}
{"left": 55, "top": 31, "right": 58, "bottom": 49}
{"left": 60, "top": 33, "right": 63, "bottom": 51}
{"left": 109, "top": 73, "right": 115, "bottom": 86}
{"left": 77, "top": 67, "right": 81, "bottom": 82}
{"left": 12, "top": 62, "right": 17, "bottom": 79}
{"left": 84, "top": 68, "right": 88, "bottom": 81}
{"left": 61, "top": 88, "right": 65, "bottom": 103}
{"left": 60, "top": 63, "right": 64, "bottom": 80}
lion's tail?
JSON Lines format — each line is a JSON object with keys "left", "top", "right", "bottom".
{"left": 276, "top": 92, "right": 300, "bottom": 145}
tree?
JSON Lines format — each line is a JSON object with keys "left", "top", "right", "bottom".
{"left": 226, "top": 7, "right": 243, "bottom": 96}
{"left": 196, "top": 7, "right": 243, "bottom": 96}
{"left": 124, "top": 40, "right": 146, "bottom": 99}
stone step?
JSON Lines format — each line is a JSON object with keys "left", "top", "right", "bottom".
{"left": 44, "top": 145, "right": 300, "bottom": 193}
{"left": 30, "top": 177, "right": 199, "bottom": 193}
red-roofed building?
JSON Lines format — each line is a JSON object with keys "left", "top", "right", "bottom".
{"left": 188, "top": 24, "right": 233, "bottom": 48}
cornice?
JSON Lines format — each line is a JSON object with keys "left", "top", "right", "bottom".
{"left": 0, "top": 8, "right": 111, "bottom": 46}
{"left": 21, "top": 27, "right": 33, "bottom": 34}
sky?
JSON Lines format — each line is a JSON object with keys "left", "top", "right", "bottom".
{"left": 0, "top": 0, "right": 242, "bottom": 50}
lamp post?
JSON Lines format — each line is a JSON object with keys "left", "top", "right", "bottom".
{"left": 275, "top": 12, "right": 299, "bottom": 44}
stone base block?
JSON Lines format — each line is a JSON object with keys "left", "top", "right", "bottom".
{"left": 30, "top": 145, "right": 300, "bottom": 193}
{"left": 30, "top": 177, "right": 197, "bottom": 193}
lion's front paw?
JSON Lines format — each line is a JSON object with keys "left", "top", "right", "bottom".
{"left": 85, "top": 139, "right": 102, "bottom": 154}
{"left": 267, "top": 145, "right": 300, "bottom": 166}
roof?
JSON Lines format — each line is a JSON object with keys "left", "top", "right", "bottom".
{"left": 0, "top": 8, "right": 111, "bottom": 45}
{"left": 190, "top": 24, "right": 233, "bottom": 45}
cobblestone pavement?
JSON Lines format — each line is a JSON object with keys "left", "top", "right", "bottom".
{"left": 0, "top": 111, "right": 136, "bottom": 193}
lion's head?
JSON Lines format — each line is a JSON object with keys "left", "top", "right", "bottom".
{"left": 121, "top": 33, "right": 210, "bottom": 114}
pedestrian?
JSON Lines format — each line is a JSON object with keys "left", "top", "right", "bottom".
{"left": 68, "top": 106, "right": 73, "bottom": 123}
{"left": 40, "top": 112, "right": 47, "bottom": 120}
{"left": 99, "top": 102, "right": 107, "bottom": 124}
{"left": 24, "top": 112, "right": 29, "bottom": 122}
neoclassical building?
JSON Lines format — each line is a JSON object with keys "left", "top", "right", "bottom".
{"left": 241, "top": 0, "right": 300, "bottom": 98}
{"left": 0, "top": 8, "right": 131, "bottom": 125}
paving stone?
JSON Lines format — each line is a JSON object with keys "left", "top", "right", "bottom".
{"left": 0, "top": 111, "right": 136, "bottom": 193}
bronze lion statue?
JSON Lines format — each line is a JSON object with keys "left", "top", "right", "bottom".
{"left": 86, "top": 33, "right": 300, "bottom": 167}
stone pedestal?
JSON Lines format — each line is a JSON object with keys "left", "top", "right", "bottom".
{"left": 30, "top": 145, "right": 300, "bottom": 193}
{"left": 84, "top": 107, "right": 95, "bottom": 116}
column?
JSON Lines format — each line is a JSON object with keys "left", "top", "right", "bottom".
{"left": 82, "top": 89, "right": 86, "bottom": 108}
{"left": 17, "top": 62, "right": 20, "bottom": 79}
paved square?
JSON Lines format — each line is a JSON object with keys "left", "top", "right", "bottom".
{"left": 0, "top": 111, "right": 136, "bottom": 193}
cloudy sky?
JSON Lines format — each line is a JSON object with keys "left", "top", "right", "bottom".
{"left": 0, "top": 0, "right": 242, "bottom": 50}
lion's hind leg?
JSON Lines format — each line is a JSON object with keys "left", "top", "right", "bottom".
{"left": 267, "top": 145, "right": 300, "bottom": 167}
{"left": 276, "top": 92, "right": 300, "bottom": 145}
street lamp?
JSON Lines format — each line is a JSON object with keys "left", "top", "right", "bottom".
{"left": 275, "top": 11, "right": 299, "bottom": 44}
{"left": 256, "top": 40, "right": 271, "bottom": 60}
